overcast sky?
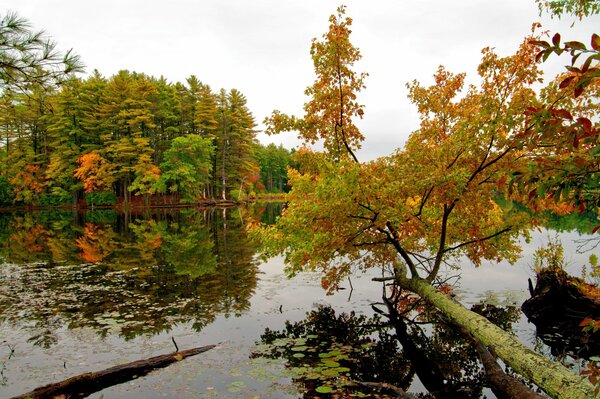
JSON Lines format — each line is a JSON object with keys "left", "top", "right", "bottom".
{"left": 1, "top": 1, "right": 598, "bottom": 160}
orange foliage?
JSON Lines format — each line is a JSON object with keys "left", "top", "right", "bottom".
{"left": 74, "top": 152, "right": 114, "bottom": 193}
{"left": 9, "top": 164, "right": 45, "bottom": 201}
{"left": 76, "top": 223, "right": 114, "bottom": 263}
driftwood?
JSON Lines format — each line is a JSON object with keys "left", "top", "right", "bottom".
{"left": 12, "top": 344, "right": 216, "bottom": 399}
{"left": 522, "top": 268, "right": 600, "bottom": 359}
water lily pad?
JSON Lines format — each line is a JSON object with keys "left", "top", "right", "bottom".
{"left": 315, "top": 385, "right": 333, "bottom": 393}
{"left": 321, "top": 360, "right": 340, "bottom": 368}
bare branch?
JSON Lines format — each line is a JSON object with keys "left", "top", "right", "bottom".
{"left": 443, "top": 227, "right": 512, "bottom": 254}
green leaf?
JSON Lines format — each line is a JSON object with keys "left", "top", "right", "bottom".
{"left": 322, "top": 360, "right": 340, "bottom": 367}
{"left": 315, "top": 386, "right": 333, "bottom": 393}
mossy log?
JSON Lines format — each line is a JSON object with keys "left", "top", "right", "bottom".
{"left": 522, "top": 268, "right": 600, "bottom": 358}
{"left": 471, "top": 336, "right": 545, "bottom": 399}
{"left": 12, "top": 344, "right": 216, "bottom": 399}
{"left": 401, "top": 276, "right": 594, "bottom": 399}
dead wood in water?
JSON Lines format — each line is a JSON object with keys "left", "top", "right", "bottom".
{"left": 522, "top": 268, "right": 600, "bottom": 359}
{"left": 12, "top": 344, "right": 216, "bottom": 399}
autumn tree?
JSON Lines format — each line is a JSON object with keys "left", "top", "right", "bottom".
{"left": 265, "top": 5, "right": 366, "bottom": 163}
{"left": 510, "top": 31, "right": 600, "bottom": 214}
{"left": 257, "top": 6, "right": 593, "bottom": 399}
{"left": 74, "top": 151, "right": 115, "bottom": 193}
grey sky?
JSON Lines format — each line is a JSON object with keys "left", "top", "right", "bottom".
{"left": 1, "top": 1, "right": 598, "bottom": 160}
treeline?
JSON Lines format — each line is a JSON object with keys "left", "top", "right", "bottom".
{"left": 0, "top": 70, "right": 292, "bottom": 207}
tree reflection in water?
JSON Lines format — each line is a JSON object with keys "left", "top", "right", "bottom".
{"left": 0, "top": 207, "right": 260, "bottom": 347}
{"left": 253, "top": 286, "right": 522, "bottom": 398}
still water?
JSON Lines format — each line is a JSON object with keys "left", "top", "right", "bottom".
{"left": 0, "top": 205, "right": 596, "bottom": 398}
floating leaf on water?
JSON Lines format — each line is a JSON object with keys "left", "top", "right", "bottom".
{"left": 292, "top": 353, "right": 305, "bottom": 358}
{"left": 290, "top": 366, "right": 308, "bottom": 374}
{"left": 315, "top": 385, "right": 333, "bottom": 393}
{"left": 291, "top": 346, "right": 308, "bottom": 352}
{"left": 318, "top": 352, "right": 335, "bottom": 358}
{"left": 321, "top": 360, "right": 340, "bottom": 368}
{"left": 322, "top": 369, "right": 339, "bottom": 377}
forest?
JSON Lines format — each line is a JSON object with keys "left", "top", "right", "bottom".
{"left": 0, "top": 18, "right": 292, "bottom": 207}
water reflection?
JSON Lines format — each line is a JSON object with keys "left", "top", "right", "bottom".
{"left": 0, "top": 206, "right": 274, "bottom": 346}
{"left": 253, "top": 299, "right": 521, "bottom": 399}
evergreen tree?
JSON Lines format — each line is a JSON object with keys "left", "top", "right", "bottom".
{"left": 215, "top": 89, "right": 257, "bottom": 200}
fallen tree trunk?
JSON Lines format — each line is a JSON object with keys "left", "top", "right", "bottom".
{"left": 12, "top": 344, "right": 216, "bottom": 399}
{"left": 401, "top": 276, "right": 594, "bottom": 399}
{"left": 471, "top": 336, "right": 545, "bottom": 399}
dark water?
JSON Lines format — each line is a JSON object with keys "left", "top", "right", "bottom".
{"left": 0, "top": 206, "right": 595, "bottom": 398}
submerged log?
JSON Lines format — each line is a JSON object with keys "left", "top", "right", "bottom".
{"left": 12, "top": 344, "right": 216, "bottom": 399}
{"left": 522, "top": 268, "right": 600, "bottom": 359}
{"left": 400, "top": 276, "right": 594, "bottom": 399}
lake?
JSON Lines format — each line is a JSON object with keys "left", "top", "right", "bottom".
{"left": 0, "top": 205, "right": 596, "bottom": 398}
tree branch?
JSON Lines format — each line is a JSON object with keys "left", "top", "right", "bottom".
{"left": 427, "top": 202, "right": 455, "bottom": 282}
{"left": 443, "top": 227, "right": 512, "bottom": 254}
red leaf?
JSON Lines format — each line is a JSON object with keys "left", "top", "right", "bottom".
{"left": 591, "top": 33, "right": 600, "bottom": 51}
{"left": 578, "top": 117, "right": 592, "bottom": 133}
{"left": 592, "top": 225, "right": 600, "bottom": 235}
{"left": 555, "top": 109, "right": 573, "bottom": 120}
{"left": 530, "top": 40, "right": 550, "bottom": 48}
{"left": 528, "top": 189, "right": 537, "bottom": 200}
{"left": 559, "top": 75, "right": 576, "bottom": 89}
{"left": 525, "top": 106, "right": 539, "bottom": 114}
{"left": 552, "top": 33, "right": 561, "bottom": 47}
{"left": 574, "top": 85, "right": 584, "bottom": 98}
{"left": 497, "top": 175, "right": 507, "bottom": 189}
{"left": 579, "top": 202, "right": 585, "bottom": 214}
{"left": 535, "top": 51, "right": 545, "bottom": 63}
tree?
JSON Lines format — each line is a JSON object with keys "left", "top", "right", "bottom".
{"left": 257, "top": 6, "right": 593, "bottom": 399}
{"left": 45, "top": 77, "right": 87, "bottom": 205}
{"left": 510, "top": 32, "right": 600, "bottom": 215}
{"left": 535, "top": 0, "right": 600, "bottom": 19}
{"left": 157, "top": 135, "right": 215, "bottom": 202}
{"left": 151, "top": 76, "right": 180, "bottom": 164}
{"left": 215, "top": 88, "right": 257, "bottom": 200}
{"left": 74, "top": 151, "right": 115, "bottom": 193}
{"left": 264, "top": 5, "right": 366, "bottom": 163}
{"left": 255, "top": 143, "right": 292, "bottom": 192}
{"left": 0, "top": 11, "right": 83, "bottom": 92}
